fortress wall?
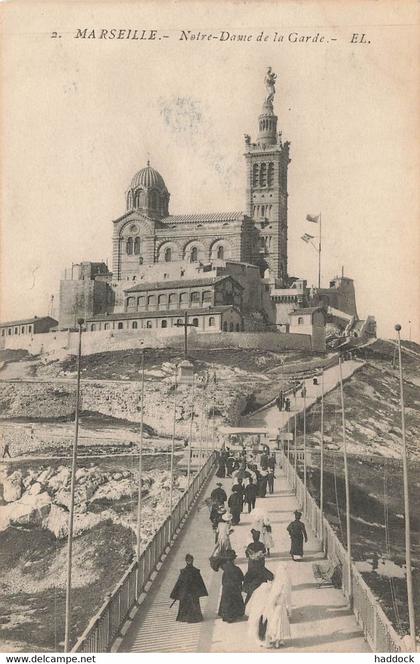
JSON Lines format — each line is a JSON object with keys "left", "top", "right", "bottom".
{"left": 0, "top": 328, "right": 316, "bottom": 357}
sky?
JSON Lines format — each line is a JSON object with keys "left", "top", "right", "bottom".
{"left": 1, "top": 0, "right": 419, "bottom": 341}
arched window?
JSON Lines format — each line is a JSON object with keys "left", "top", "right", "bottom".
{"left": 161, "top": 320, "right": 168, "bottom": 328}
{"left": 127, "top": 191, "right": 133, "bottom": 209}
{"left": 1, "top": 330, "right": 4, "bottom": 337}
{"left": 90, "top": 324, "right": 96, "bottom": 332}
{"left": 146, "top": 320, "right": 152, "bottom": 328}
{"left": 268, "top": 162, "right": 274, "bottom": 187}
{"left": 14, "top": 327, "right": 18, "bottom": 335}
{"left": 28, "top": 326, "right": 32, "bottom": 333}
{"left": 132, "top": 321, "right": 138, "bottom": 329}
{"left": 190, "top": 246, "right": 198, "bottom": 262}
{"left": 223, "top": 321, "right": 228, "bottom": 332}
{"left": 202, "top": 290, "right": 212, "bottom": 304}
{"left": 252, "top": 163, "right": 259, "bottom": 187}
{"left": 158, "top": 294, "right": 167, "bottom": 309}
{"left": 191, "top": 291, "right": 200, "bottom": 305}
{"left": 208, "top": 317, "right": 215, "bottom": 327}
{"left": 259, "top": 163, "right": 267, "bottom": 187}
{"left": 164, "top": 247, "right": 172, "bottom": 262}
{"left": 150, "top": 191, "right": 158, "bottom": 210}
{"left": 104, "top": 323, "right": 110, "bottom": 331}
{"left": 169, "top": 293, "right": 177, "bottom": 308}
{"left": 117, "top": 322, "right": 124, "bottom": 330}
{"left": 134, "top": 237, "right": 140, "bottom": 255}
{"left": 298, "top": 317, "right": 304, "bottom": 325}
{"left": 229, "top": 323, "right": 234, "bottom": 332}
{"left": 126, "top": 237, "right": 133, "bottom": 255}
{"left": 137, "top": 296, "right": 146, "bottom": 310}
{"left": 192, "top": 318, "right": 199, "bottom": 327}
{"left": 147, "top": 295, "right": 156, "bottom": 309}
{"left": 236, "top": 323, "right": 240, "bottom": 332}
{"left": 126, "top": 296, "right": 135, "bottom": 309}
{"left": 217, "top": 245, "right": 224, "bottom": 260}
{"left": 180, "top": 292, "right": 188, "bottom": 307}
{"left": 176, "top": 318, "right": 183, "bottom": 326}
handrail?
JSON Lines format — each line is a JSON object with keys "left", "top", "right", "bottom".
{"left": 72, "top": 451, "right": 217, "bottom": 652}
{"left": 283, "top": 453, "right": 403, "bottom": 652}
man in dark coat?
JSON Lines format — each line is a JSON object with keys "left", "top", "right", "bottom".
{"left": 228, "top": 487, "right": 243, "bottom": 525}
{"left": 231, "top": 477, "right": 246, "bottom": 512}
{"left": 218, "top": 549, "right": 245, "bottom": 623}
{"left": 170, "top": 554, "right": 208, "bottom": 622}
{"left": 266, "top": 469, "right": 275, "bottom": 494}
{"left": 243, "top": 530, "right": 273, "bottom": 604}
{"left": 211, "top": 482, "right": 227, "bottom": 506}
{"left": 244, "top": 477, "right": 257, "bottom": 513}
{"left": 287, "top": 510, "right": 308, "bottom": 560}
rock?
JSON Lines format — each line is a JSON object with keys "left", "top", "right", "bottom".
{"left": 37, "top": 468, "right": 54, "bottom": 485}
{"left": 112, "top": 472, "right": 123, "bottom": 481}
{"left": 43, "top": 503, "right": 68, "bottom": 538}
{"left": 3, "top": 471, "right": 23, "bottom": 502}
{"left": 92, "top": 478, "right": 135, "bottom": 503}
{"left": 48, "top": 467, "right": 71, "bottom": 491}
{"left": 0, "top": 491, "right": 52, "bottom": 530}
{"left": 27, "top": 482, "right": 42, "bottom": 496}
{"left": 76, "top": 468, "right": 88, "bottom": 481}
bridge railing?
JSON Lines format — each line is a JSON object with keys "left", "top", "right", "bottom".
{"left": 72, "top": 451, "right": 217, "bottom": 653}
{"left": 283, "top": 453, "right": 403, "bottom": 653}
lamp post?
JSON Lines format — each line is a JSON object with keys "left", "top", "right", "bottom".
{"left": 169, "top": 367, "right": 177, "bottom": 519}
{"left": 338, "top": 355, "right": 352, "bottom": 603}
{"left": 320, "top": 369, "right": 325, "bottom": 547}
{"left": 135, "top": 348, "right": 145, "bottom": 561}
{"left": 395, "top": 324, "right": 416, "bottom": 650}
{"left": 64, "top": 318, "right": 84, "bottom": 653}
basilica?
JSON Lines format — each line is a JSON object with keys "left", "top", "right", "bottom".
{"left": 55, "top": 69, "right": 363, "bottom": 347}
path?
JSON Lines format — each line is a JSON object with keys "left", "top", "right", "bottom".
{"left": 243, "top": 359, "right": 363, "bottom": 430}
{"left": 119, "top": 469, "right": 370, "bottom": 653}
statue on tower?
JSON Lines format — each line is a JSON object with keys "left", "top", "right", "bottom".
{"left": 264, "top": 67, "right": 277, "bottom": 104}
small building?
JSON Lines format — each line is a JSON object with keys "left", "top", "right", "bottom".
{"left": 0, "top": 316, "right": 58, "bottom": 339}
{"left": 123, "top": 275, "right": 243, "bottom": 314}
{"left": 289, "top": 307, "right": 326, "bottom": 351}
{"left": 85, "top": 305, "right": 243, "bottom": 333}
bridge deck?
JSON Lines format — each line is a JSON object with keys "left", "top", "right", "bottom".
{"left": 119, "top": 470, "right": 370, "bottom": 653}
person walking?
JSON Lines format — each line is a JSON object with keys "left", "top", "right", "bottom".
{"left": 170, "top": 554, "right": 208, "bottom": 622}
{"left": 266, "top": 468, "right": 275, "bottom": 494}
{"left": 243, "top": 529, "right": 273, "bottom": 604}
{"left": 246, "top": 580, "right": 272, "bottom": 647}
{"left": 257, "top": 469, "right": 268, "bottom": 498}
{"left": 211, "top": 482, "right": 227, "bottom": 506}
{"left": 287, "top": 510, "right": 308, "bottom": 561}
{"left": 265, "top": 564, "right": 292, "bottom": 648}
{"left": 231, "top": 477, "right": 246, "bottom": 512}
{"left": 218, "top": 549, "right": 245, "bottom": 623}
{"left": 228, "top": 486, "right": 243, "bottom": 525}
{"left": 244, "top": 477, "right": 258, "bottom": 513}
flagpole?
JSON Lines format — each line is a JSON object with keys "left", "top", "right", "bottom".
{"left": 320, "top": 368, "right": 325, "bottom": 548}
{"left": 395, "top": 324, "right": 416, "bottom": 650}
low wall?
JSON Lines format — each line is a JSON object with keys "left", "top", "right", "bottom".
{"left": 0, "top": 329, "right": 317, "bottom": 357}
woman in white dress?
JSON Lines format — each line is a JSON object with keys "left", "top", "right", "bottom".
{"left": 215, "top": 513, "right": 233, "bottom": 555}
{"left": 252, "top": 510, "right": 275, "bottom": 556}
{"left": 265, "top": 563, "right": 292, "bottom": 648}
{"left": 246, "top": 580, "right": 272, "bottom": 646}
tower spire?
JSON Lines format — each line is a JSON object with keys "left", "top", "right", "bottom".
{"left": 257, "top": 67, "right": 278, "bottom": 146}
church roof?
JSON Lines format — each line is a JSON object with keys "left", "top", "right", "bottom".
{"left": 124, "top": 275, "right": 243, "bottom": 293}
{"left": 0, "top": 316, "right": 57, "bottom": 328}
{"left": 130, "top": 164, "right": 167, "bottom": 190}
{"left": 161, "top": 212, "right": 244, "bottom": 224}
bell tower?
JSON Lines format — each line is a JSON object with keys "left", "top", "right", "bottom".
{"left": 244, "top": 68, "right": 290, "bottom": 285}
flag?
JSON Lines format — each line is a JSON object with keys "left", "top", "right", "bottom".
{"left": 306, "top": 213, "right": 320, "bottom": 223}
{"left": 301, "top": 233, "right": 314, "bottom": 243}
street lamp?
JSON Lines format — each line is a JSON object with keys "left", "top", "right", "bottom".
{"left": 64, "top": 318, "right": 84, "bottom": 653}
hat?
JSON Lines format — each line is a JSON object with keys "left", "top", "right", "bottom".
{"left": 294, "top": 510, "right": 302, "bottom": 518}
{"left": 225, "top": 549, "right": 237, "bottom": 560}
{"left": 251, "top": 528, "right": 261, "bottom": 535}
{"left": 222, "top": 512, "right": 233, "bottom": 522}
{"left": 216, "top": 482, "right": 222, "bottom": 486}
{"left": 217, "top": 506, "right": 227, "bottom": 514}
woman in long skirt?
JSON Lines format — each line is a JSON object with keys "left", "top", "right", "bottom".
{"left": 218, "top": 550, "right": 245, "bottom": 623}
{"left": 252, "top": 510, "right": 274, "bottom": 557}
{"left": 246, "top": 580, "right": 272, "bottom": 646}
{"left": 265, "top": 564, "right": 292, "bottom": 648}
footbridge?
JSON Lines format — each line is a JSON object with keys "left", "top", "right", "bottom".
{"left": 72, "top": 362, "right": 404, "bottom": 654}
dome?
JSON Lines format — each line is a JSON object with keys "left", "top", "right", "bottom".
{"left": 130, "top": 162, "right": 167, "bottom": 190}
